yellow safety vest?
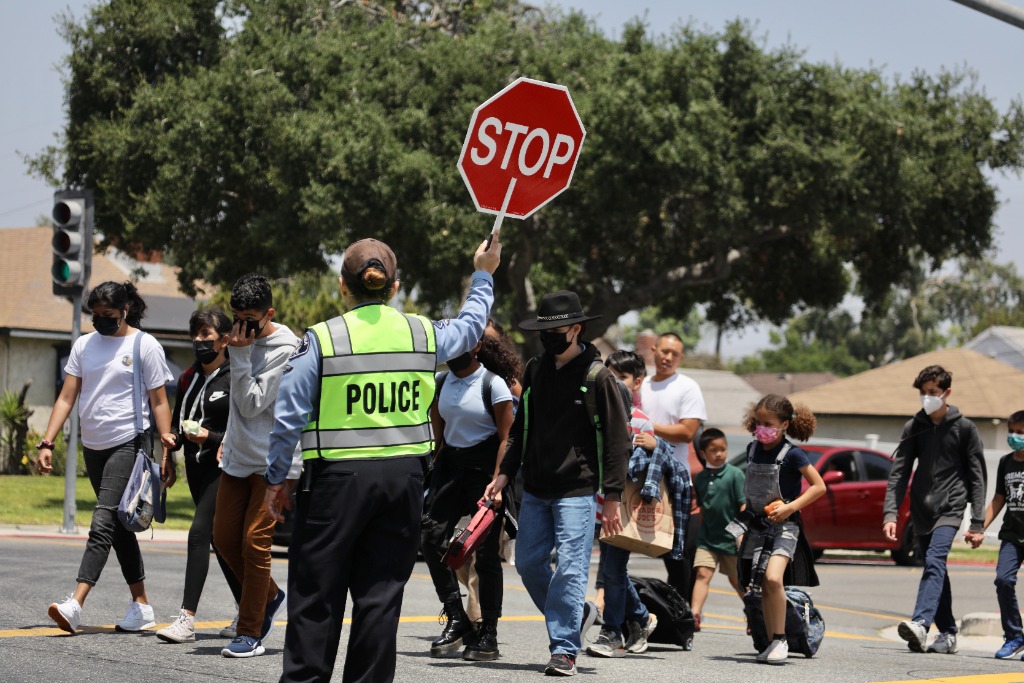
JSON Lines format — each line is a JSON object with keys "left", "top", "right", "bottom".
{"left": 300, "top": 305, "right": 437, "bottom": 460}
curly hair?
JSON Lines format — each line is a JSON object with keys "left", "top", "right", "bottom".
{"left": 477, "top": 334, "right": 523, "bottom": 388}
{"left": 742, "top": 393, "right": 816, "bottom": 442}
{"left": 230, "top": 273, "right": 273, "bottom": 312}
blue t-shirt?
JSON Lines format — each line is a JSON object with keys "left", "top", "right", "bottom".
{"left": 437, "top": 366, "right": 513, "bottom": 448}
{"left": 749, "top": 439, "right": 811, "bottom": 502}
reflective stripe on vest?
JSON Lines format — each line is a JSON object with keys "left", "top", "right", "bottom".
{"left": 301, "top": 306, "right": 437, "bottom": 460}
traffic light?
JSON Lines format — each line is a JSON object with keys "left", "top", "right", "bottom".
{"left": 51, "top": 190, "right": 93, "bottom": 298}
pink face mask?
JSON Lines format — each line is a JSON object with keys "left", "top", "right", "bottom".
{"left": 754, "top": 425, "right": 780, "bottom": 445}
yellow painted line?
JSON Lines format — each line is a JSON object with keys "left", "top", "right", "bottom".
{"left": 0, "top": 535, "right": 288, "bottom": 563}
{"left": 710, "top": 586, "right": 899, "bottom": 621}
{"left": 1, "top": 614, "right": 546, "bottom": 639}
{"left": 698, "top": 621, "right": 887, "bottom": 642}
{"left": 872, "top": 675, "right": 1024, "bottom": 683}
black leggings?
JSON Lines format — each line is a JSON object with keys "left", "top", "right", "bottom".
{"left": 421, "top": 438, "right": 503, "bottom": 620}
{"left": 182, "top": 461, "right": 242, "bottom": 612}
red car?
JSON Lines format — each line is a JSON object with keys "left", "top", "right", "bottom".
{"left": 730, "top": 444, "right": 919, "bottom": 565}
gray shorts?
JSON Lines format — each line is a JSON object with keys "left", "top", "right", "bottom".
{"left": 742, "top": 520, "right": 799, "bottom": 561}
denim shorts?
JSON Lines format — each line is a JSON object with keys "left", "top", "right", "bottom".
{"left": 742, "top": 520, "right": 799, "bottom": 561}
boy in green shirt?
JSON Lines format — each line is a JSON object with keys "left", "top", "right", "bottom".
{"left": 691, "top": 428, "right": 746, "bottom": 630}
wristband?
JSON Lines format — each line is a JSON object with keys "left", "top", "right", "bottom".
{"left": 36, "top": 439, "right": 55, "bottom": 450}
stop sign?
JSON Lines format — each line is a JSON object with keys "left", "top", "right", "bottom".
{"left": 458, "top": 77, "right": 586, "bottom": 220}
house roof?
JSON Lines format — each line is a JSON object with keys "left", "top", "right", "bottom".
{"left": 966, "top": 326, "right": 1024, "bottom": 353}
{"left": 741, "top": 372, "right": 839, "bottom": 397}
{"left": 0, "top": 227, "right": 198, "bottom": 336}
{"left": 789, "top": 347, "right": 1024, "bottom": 420}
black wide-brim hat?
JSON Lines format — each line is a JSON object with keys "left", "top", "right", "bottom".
{"left": 518, "top": 290, "right": 602, "bottom": 331}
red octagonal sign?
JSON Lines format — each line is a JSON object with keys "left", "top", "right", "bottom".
{"left": 458, "top": 77, "right": 586, "bottom": 220}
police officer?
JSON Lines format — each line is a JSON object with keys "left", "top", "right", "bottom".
{"left": 264, "top": 235, "right": 501, "bottom": 683}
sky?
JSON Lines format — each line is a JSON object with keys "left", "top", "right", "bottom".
{"left": 2, "top": 1, "right": 1022, "bottom": 356}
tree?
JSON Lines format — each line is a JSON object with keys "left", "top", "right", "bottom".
{"left": 30, "top": 1, "right": 1024, "bottom": 337}
{"left": 932, "top": 257, "right": 1024, "bottom": 342}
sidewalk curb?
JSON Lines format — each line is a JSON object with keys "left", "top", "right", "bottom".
{"left": 0, "top": 524, "right": 189, "bottom": 544}
{"left": 879, "top": 615, "right": 1005, "bottom": 654}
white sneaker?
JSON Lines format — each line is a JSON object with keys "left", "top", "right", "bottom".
{"left": 927, "top": 632, "right": 959, "bottom": 654}
{"left": 156, "top": 609, "right": 196, "bottom": 643}
{"left": 898, "top": 620, "right": 927, "bottom": 653}
{"left": 757, "top": 639, "right": 786, "bottom": 663}
{"left": 220, "top": 612, "right": 239, "bottom": 638}
{"left": 765, "top": 639, "right": 789, "bottom": 664}
{"left": 116, "top": 601, "right": 156, "bottom": 632}
{"left": 624, "top": 613, "right": 659, "bottom": 654}
{"left": 48, "top": 597, "right": 81, "bottom": 634}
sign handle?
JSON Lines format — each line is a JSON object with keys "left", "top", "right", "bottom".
{"left": 486, "top": 177, "right": 517, "bottom": 250}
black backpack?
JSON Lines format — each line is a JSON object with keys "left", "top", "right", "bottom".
{"left": 629, "top": 576, "right": 696, "bottom": 650}
{"left": 436, "top": 368, "right": 497, "bottom": 419}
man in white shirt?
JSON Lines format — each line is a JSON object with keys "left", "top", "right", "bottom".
{"left": 639, "top": 333, "right": 707, "bottom": 469}
{"left": 638, "top": 332, "right": 707, "bottom": 602}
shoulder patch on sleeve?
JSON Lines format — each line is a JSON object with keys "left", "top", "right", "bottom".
{"left": 289, "top": 336, "right": 310, "bottom": 360}
{"left": 433, "top": 319, "right": 452, "bottom": 331}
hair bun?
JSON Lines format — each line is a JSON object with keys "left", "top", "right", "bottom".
{"left": 362, "top": 267, "right": 387, "bottom": 291}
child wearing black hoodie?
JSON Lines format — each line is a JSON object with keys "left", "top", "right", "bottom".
{"left": 884, "top": 364, "right": 987, "bottom": 656}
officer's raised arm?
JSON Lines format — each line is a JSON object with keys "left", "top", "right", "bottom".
{"left": 434, "top": 235, "right": 501, "bottom": 362}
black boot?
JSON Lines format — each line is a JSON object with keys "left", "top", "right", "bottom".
{"left": 463, "top": 619, "right": 499, "bottom": 661}
{"left": 430, "top": 598, "right": 474, "bottom": 657}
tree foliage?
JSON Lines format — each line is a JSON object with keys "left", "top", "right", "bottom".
{"left": 30, "top": 0, "right": 1024, "bottom": 338}
{"left": 734, "top": 254, "right": 1024, "bottom": 375}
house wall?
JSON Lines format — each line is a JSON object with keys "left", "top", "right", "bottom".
{"left": 1, "top": 334, "right": 193, "bottom": 434}
{"left": 815, "top": 414, "right": 1005, "bottom": 452}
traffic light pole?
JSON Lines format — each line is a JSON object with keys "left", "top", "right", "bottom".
{"left": 61, "top": 291, "right": 82, "bottom": 534}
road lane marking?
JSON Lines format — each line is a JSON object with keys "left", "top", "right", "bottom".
{"left": 0, "top": 615, "right": 549, "bottom": 639}
{"left": 709, "top": 587, "right": 902, "bottom": 621}
{"left": 872, "top": 675, "right": 1024, "bottom": 683}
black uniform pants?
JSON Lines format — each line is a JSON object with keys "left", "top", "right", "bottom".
{"left": 280, "top": 456, "right": 425, "bottom": 683}
{"left": 421, "top": 439, "right": 503, "bottom": 620}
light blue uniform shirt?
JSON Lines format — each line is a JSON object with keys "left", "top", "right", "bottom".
{"left": 265, "top": 270, "right": 495, "bottom": 484}
{"left": 437, "top": 366, "right": 513, "bottom": 449}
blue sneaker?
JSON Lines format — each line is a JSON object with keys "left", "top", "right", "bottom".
{"left": 221, "top": 634, "right": 265, "bottom": 658}
{"left": 261, "top": 589, "right": 286, "bottom": 640}
{"left": 996, "top": 634, "right": 1024, "bottom": 659}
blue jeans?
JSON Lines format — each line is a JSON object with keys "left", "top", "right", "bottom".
{"left": 516, "top": 491, "right": 596, "bottom": 656}
{"left": 911, "top": 525, "right": 958, "bottom": 633}
{"left": 600, "top": 543, "right": 649, "bottom": 638}
{"left": 995, "top": 540, "right": 1024, "bottom": 640}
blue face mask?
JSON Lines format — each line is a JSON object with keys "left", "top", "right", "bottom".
{"left": 1009, "top": 434, "right": 1024, "bottom": 452}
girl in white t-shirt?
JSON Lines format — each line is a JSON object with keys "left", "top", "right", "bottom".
{"left": 36, "top": 281, "right": 174, "bottom": 635}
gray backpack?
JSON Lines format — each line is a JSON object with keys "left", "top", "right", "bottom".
{"left": 117, "top": 332, "right": 166, "bottom": 533}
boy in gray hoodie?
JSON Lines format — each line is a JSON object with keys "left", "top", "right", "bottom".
{"left": 883, "top": 364, "right": 987, "bottom": 656}
{"left": 214, "top": 273, "right": 300, "bottom": 658}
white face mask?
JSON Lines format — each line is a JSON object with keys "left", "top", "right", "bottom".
{"left": 921, "top": 392, "right": 945, "bottom": 415}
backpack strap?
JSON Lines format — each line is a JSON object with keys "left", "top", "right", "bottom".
{"left": 746, "top": 441, "right": 792, "bottom": 465}
{"left": 131, "top": 332, "right": 145, "bottom": 439}
{"left": 436, "top": 370, "right": 449, "bottom": 395}
{"left": 580, "top": 359, "right": 606, "bottom": 493}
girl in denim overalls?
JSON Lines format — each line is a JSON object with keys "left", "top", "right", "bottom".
{"left": 741, "top": 394, "right": 826, "bottom": 664}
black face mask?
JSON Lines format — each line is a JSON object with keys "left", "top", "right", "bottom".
{"left": 446, "top": 351, "right": 475, "bottom": 373}
{"left": 92, "top": 315, "right": 122, "bottom": 336}
{"left": 193, "top": 340, "right": 219, "bottom": 365}
{"left": 539, "top": 329, "right": 573, "bottom": 356}
{"left": 236, "top": 317, "right": 265, "bottom": 339}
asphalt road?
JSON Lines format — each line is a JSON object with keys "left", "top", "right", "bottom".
{"left": 0, "top": 534, "right": 1020, "bottom": 683}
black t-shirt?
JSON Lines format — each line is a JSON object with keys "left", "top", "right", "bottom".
{"left": 749, "top": 439, "right": 811, "bottom": 503}
{"left": 996, "top": 452, "right": 1024, "bottom": 544}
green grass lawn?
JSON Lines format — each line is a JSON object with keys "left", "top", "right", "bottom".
{"left": 0, "top": 474, "right": 195, "bottom": 530}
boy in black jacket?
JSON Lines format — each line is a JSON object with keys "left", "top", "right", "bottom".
{"left": 883, "top": 364, "right": 987, "bottom": 655}
{"left": 485, "top": 291, "right": 629, "bottom": 677}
